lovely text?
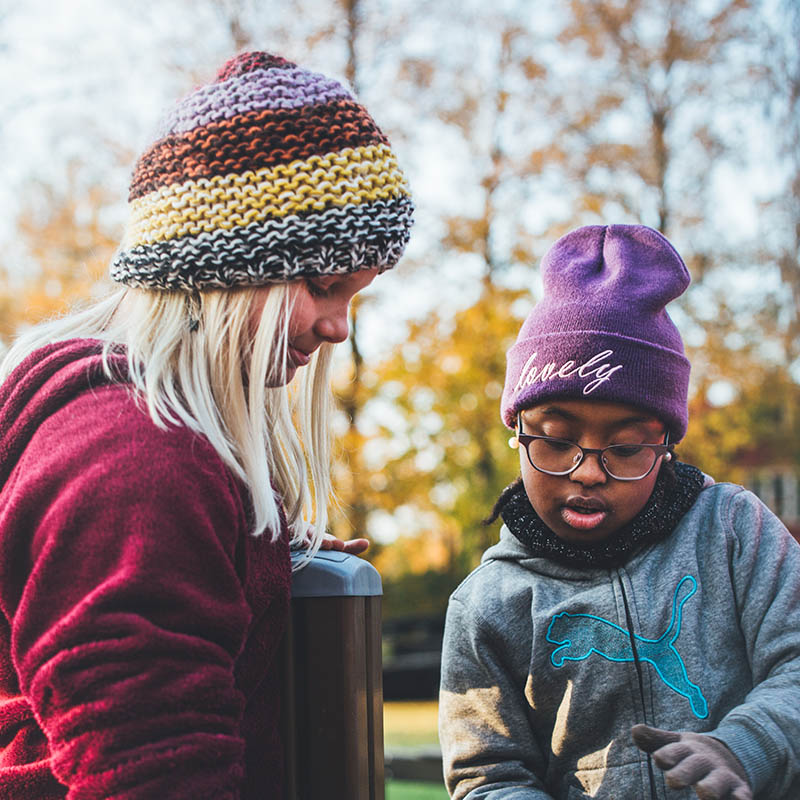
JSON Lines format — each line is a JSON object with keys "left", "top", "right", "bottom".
{"left": 514, "top": 349, "right": 623, "bottom": 395}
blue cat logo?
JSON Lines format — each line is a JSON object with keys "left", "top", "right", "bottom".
{"left": 546, "top": 575, "right": 708, "bottom": 718}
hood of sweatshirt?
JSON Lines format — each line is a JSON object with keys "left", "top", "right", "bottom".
{"left": 0, "top": 339, "right": 126, "bottom": 491}
{"left": 482, "top": 524, "right": 532, "bottom": 564}
{"left": 480, "top": 524, "right": 597, "bottom": 581}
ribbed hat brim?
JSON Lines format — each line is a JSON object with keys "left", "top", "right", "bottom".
{"left": 111, "top": 195, "right": 413, "bottom": 290}
{"left": 501, "top": 330, "right": 691, "bottom": 440}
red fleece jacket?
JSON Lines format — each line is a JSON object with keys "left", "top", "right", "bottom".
{"left": 0, "top": 340, "right": 291, "bottom": 798}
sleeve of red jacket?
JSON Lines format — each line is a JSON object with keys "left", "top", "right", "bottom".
{"left": 10, "top": 388, "right": 254, "bottom": 799}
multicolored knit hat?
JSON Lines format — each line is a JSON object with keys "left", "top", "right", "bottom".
{"left": 110, "top": 52, "right": 414, "bottom": 290}
{"left": 501, "top": 224, "right": 692, "bottom": 440}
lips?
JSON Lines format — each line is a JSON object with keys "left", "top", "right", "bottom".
{"left": 564, "top": 496, "right": 608, "bottom": 513}
{"left": 560, "top": 496, "right": 609, "bottom": 531}
{"left": 288, "top": 346, "right": 311, "bottom": 368}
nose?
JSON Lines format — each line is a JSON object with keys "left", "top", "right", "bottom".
{"left": 569, "top": 451, "right": 607, "bottom": 486}
{"left": 314, "top": 305, "right": 350, "bottom": 343}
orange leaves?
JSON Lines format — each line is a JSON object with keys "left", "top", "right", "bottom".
{"left": 336, "top": 283, "right": 529, "bottom": 573}
{"left": 0, "top": 167, "right": 119, "bottom": 341}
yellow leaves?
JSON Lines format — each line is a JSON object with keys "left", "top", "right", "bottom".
{"left": 520, "top": 57, "right": 547, "bottom": 82}
{"left": 0, "top": 166, "right": 120, "bottom": 343}
{"left": 438, "top": 95, "right": 481, "bottom": 134}
{"left": 442, "top": 216, "right": 490, "bottom": 254}
{"left": 527, "top": 144, "right": 568, "bottom": 173}
{"left": 580, "top": 193, "right": 606, "bottom": 215}
{"left": 681, "top": 364, "right": 800, "bottom": 485}
{"left": 0, "top": 286, "right": 18, "bottom": 344}
{"left": 372, "top": 526, "right": 456, "bottom": 578}
{"left": 335, "top": 282, "right": 529, "bottom": 572}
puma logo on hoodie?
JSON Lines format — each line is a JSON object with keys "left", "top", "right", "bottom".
{"left": 546, "top": 575, "right": 708, "bottom": 718}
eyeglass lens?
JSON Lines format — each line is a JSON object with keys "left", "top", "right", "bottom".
{"left": 527, "top": 439, "right": 658, "bottom": 479}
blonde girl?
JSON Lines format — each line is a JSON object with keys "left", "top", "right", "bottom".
{"left": 0, "top": 51, "right": 413, "bottom": 799}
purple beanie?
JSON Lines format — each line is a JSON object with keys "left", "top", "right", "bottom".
{"left": 501, "top": 224, "right": 691, "bottom": 440}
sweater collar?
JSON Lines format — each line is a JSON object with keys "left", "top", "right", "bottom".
{"left": 500, "top": 461, "right": 706, "bottom": 569}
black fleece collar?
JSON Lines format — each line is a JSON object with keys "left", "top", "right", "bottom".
{"left": 500, "top": 461, "right": 706, "bottom": 569}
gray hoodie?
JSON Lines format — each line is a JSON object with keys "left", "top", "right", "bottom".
{"left": 439, "top": 482, "right": 800, "bottom": 799}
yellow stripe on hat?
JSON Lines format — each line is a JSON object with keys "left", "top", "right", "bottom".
{"left": 123, "top": 144, "right": 410, "bottom": 247}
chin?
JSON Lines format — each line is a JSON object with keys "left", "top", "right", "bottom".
{"left": 544, "top": 510, "right": 617, "bottom": 545}
{"left": 554, "top": 526, "right": 614, "bottom": 545}
{"left": 266, "top": 367, "right": 297, "bottom": 388}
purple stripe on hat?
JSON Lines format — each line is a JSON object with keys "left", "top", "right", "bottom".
{"left": 159, "top": 67, "right": 354, "bottom": 137}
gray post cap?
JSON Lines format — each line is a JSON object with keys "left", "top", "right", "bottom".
{"left": 290, "top": 550, "right": 383, "bottom": 597}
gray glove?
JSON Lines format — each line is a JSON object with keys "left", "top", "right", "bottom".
{"left": 631, "top": 724, "right": 752, "bottom": 800}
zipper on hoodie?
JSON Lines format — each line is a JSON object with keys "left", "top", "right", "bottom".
{"left": 617, "top": 570, "right": 658, "bottom": 800}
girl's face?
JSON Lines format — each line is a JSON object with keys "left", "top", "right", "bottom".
{"left": 516, "top": 398, "right": 668, "bottom": 544}
{"left": 254, "top": 268, "right": 379, "bottom": 386}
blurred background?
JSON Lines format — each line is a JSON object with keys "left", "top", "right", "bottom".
{"left": 1, "top": 0, "right": 797, "bottom": 796}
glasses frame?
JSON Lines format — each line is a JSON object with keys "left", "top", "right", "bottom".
{"left": 515, "top": 416, "right": 672, "bottom": 482}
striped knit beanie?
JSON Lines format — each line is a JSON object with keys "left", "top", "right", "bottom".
{"left": 110, "top": 52, "right": 414, "bottom": 291}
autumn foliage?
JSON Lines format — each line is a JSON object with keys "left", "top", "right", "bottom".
{"left": 0, "top": 0, "right": 797, "bottom": 618}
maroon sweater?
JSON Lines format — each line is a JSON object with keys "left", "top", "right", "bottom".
{"left": 0, "top": 340, "right": 291, "bottom": 798}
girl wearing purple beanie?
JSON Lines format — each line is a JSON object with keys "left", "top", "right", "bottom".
{"left": 0, "top": 52, "right": 412, "bottom": 798}
{"left": 439, "top": 225, "right": 800, "bottom": 800}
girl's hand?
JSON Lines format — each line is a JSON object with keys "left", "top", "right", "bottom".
{"left": 632, "top": 724, "right": 752, "bottom": 800}
{"left": 318, "top": 532, "right": 370, "bottom": 555}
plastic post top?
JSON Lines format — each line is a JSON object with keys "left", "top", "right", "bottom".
{"left": 290, "top": 550, "right": 383, "bottom": 597}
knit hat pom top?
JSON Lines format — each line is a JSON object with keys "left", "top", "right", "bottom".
{"left": 110, "top": 52, "right": 414, "bottom": 291}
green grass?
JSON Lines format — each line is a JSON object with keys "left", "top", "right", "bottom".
{"left": 384, "top": 700, "right": 440, "bottom": 750}
{"left": 384, "top": 700, "right": 446, "bottom": 796}
{"left": 386, "top": 780, "right": 449, "bottom": 800}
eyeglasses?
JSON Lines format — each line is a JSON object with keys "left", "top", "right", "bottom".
{"left": 515, "top": 417, "right": 672, "bottom": 481}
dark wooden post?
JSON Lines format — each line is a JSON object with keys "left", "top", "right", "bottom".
{"left": 281, "top": 551, "right": 384, "bottom": 800}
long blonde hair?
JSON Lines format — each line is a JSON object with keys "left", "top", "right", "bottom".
{"left": 0, "top": 283, "right": 334, "bottom": 560}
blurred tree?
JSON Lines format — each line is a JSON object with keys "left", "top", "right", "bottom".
{"left": 681, "top": 0, "right": 799, "bottom": 484}
{"left": 681, "top": 363, "right": 799, "bottom": 484}
{"left": 0, "top": 165, "right": 118, "bottom": 342}
{"left": 541, "top": 1, "right": 798, "bottom": 469}
{"left": 0, "top": 0, "right": 794, "bottom": 587}
{"left": 388, "top": 1, "right": 548, "bottom": 276}
{"left": 345, "top": 4, "right": 553, "bottom": 581}
{"left": 549, "top": 0, "right": 755, "bottom": 232}
{"left": 328, "top": 0, "right": 375, "bottom": 544}
{"left": 199, "top": 0, "right": 342, "bottom": 62}
{"left": 360, "top": 283, "right": 527, "bottom": 576}
{"left": 760, "top": 0, "right": 799, "bottom": 371}
{"left": 351, "top": 0, "right": 795, "bottom": 578}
